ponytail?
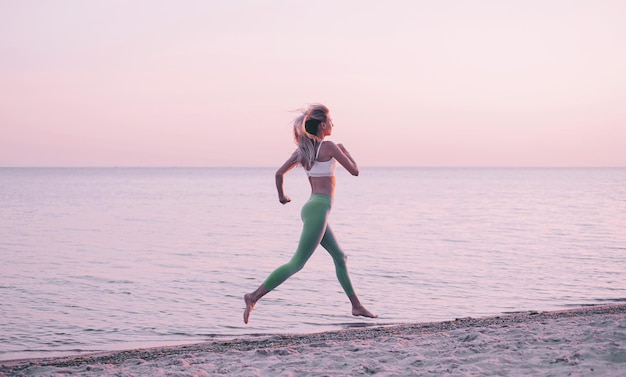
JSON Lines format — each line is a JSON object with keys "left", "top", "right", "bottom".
{"left": 292, "top": 104, "right": 329, "bottom": 170}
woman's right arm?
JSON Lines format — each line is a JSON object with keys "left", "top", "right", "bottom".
{"left": 275, "top": 150, "right": 299, "bottom": 204}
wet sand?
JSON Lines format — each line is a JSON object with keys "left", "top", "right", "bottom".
{"left": 2, "top": 304, "right": 625, "bottom": 376}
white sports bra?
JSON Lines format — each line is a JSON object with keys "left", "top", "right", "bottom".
{"left": 306, "top": 141, "right": 337, "bottom": 177}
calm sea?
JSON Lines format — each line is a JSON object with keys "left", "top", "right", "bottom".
{"left": 1, "top": 167, "right": 625, "bottom": 360}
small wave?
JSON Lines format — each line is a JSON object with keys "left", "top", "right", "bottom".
{"left": 595, "top": 297, "right": 626, "bottom": 303}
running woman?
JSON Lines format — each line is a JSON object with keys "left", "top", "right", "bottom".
{"left": 243, "top": 104, "right": 377, "bottom": 324}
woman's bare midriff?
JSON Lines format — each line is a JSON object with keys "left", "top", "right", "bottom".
{"left": 309, "top": 176, "right": 336, "bottom": 198}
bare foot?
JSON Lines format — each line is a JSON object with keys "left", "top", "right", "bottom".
{"left": 352, "top": 305, "right": 378, "bottom": 318}
{"left": 243, "top": 293, "right": 255, "bottom": 324}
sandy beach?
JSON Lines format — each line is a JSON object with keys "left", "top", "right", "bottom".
{"left": 2, "top": 304, "right": 625, "bottom": 376}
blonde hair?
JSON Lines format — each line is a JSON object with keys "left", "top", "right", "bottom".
{"left": 292, "top": 104, "right": 329, "bottom": 170}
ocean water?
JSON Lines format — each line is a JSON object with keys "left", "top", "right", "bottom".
{"left": 1, "top": 167, "right": 625, "bottom": 360}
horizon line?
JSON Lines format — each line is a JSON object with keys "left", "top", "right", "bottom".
{"left": 1, "top": 165, "right": 624, "bottom": 169}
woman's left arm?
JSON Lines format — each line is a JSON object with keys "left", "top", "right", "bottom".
{"left": 329, "top": 142, "right": 359, "bottom": 176}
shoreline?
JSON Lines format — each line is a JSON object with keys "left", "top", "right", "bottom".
{"left": 2, "top": 304, "right": 625, "bottom": 376}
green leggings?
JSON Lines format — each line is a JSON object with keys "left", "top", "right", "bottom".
{"left": 263, "top": 194, "right": 355, "bottom": 296}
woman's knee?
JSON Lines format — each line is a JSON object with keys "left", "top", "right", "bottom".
{"left": 288, "top": 258, "right": 308, "bottom": 273}
{"left": 333, "top": 252, "right": 348, "bottom": 267}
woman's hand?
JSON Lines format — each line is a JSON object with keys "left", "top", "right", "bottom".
{"left": 279, "top": 195, "right": 292, "bottom": 204}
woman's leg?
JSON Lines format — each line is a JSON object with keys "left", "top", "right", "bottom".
{"left": 262, "top": 197, "right": 329, "bottom": 290}
{"left": 244, "top": 195, "right": 330, "bottom": 324}
{"left": 320, "top": 225, "right": 378, "bottom": 318}
{"left": 320, "top": 225, "right": 355, "bottom": 296}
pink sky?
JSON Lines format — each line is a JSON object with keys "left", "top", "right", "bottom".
{"left": 1, "top": 0, "right": 625, "bottom": 167}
